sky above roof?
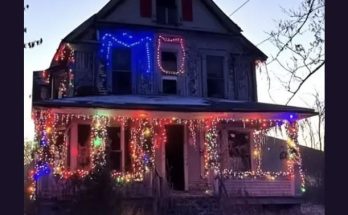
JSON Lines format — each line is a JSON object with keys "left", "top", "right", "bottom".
{"left": 24, "top": 0, "right": 324, "bottom": 140}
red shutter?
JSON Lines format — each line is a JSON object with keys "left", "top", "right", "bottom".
{"left": 140, "top": 0, "right": 152, "bottom": 17}
{"left": 182, "top": 0, "right": 193, "bottom": 21}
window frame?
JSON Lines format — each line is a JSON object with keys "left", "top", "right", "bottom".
{"left": 106, "top": 126, "right": 123, "bottom": 171}
{"left": 111, "top": 47, "right": 133, "bottom": 95}
{"left": 202, "top": 51, "right": 227, "bottom": 99}
{"left": 155, "top": 0, "right": 180, "bottom": 25}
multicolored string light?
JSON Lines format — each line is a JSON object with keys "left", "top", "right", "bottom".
{"left": 157, "top": 34, "right": 186, "bottom": 75}
{"left": 53, "top": 43, "right": 75, "bottom": 97}
{"left": 29, "top": 109, "right": 306, "bottom": 198}
{"left": 285, "top": 121, "right": 306, "bottom": 192}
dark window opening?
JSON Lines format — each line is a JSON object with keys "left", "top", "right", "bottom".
{"left": 156, "top": 0, "right": 178, "bottom": 25}
{"left": 112, "top": 48, "right": 132, "bottom": 94}
{"left": 124, "top": 127, "right": 132, "bottom": 172}
{"left": 77, "top": 124, "right": 91, "bottom": 168}
{"left": 163, "top": 79, "right": 177, "bottom": 94}
{"left": 107, "top": 127, "right": 122, "bottom": 171}
{"left": 207, "top": 55, "right": 225, "bottom": 98}
{"left": 161, "top": 52, "right": 177, "bottom": 72}
{"left": 78, "top": 125, "right": 90, "bottom": 147}
{"left": 50, "top": 71, "right": 67, "bottom": 99}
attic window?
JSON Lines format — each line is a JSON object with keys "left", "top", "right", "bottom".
{"left": 156, "top": 0, "right": 178, "bottom": 25}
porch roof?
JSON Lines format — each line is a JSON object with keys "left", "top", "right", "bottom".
{"left": 33, "top": 95, "right": 316, "bottom": 119}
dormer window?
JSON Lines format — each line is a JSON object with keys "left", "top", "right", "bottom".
{"left": 156, "top": 0, "right": 178, "bottom": 25}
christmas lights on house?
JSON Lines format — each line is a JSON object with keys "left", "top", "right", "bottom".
{"left": 100, "top": 31, "right": 154, "bottom": 74}
{"left": 28, "top": 109, "right": 307, "bottom": 199}
{"left": 157, "top": 34, "right": 186, "bottom": 75}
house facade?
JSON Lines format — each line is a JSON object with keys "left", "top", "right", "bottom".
{"left": 30, "top": 0, "right": 316, "bottom": 201}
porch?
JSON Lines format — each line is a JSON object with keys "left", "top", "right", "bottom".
{"left": 29, "top": 96, "right": 315, "bottom": 201}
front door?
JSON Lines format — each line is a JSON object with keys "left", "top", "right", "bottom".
{"left": 165, "top": 125, "right": 185, "bottom": 191}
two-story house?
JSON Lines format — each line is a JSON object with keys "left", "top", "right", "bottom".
{"left": 30, "top": 0, "right": 316, "bottom": 201}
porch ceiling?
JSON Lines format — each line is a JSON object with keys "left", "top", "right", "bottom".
{"left": 33, "top": 95, "right": 316, "bottom": 120}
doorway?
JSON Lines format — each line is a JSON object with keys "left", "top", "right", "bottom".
{"left": 165, "top": 124, "right": 185, "bottom": 191}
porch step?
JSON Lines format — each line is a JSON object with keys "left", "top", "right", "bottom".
{"left": 162, "top": 196, "right": 223, "bottom": 215}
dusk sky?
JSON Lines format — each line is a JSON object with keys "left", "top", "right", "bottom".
{"left": 24, "top": 0, "right": 324, "bottom": 141}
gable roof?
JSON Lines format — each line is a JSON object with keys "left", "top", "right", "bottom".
{"left": 62, "top": 0, "right": 266, "bottom": 60}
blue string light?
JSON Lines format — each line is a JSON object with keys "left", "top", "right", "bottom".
{"left": 34, "top": 163, "right": 51, "bottom": 181}
{"left": 100, "top": 31, "right": 154, "bottom": 74}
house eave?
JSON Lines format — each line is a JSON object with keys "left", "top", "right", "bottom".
{"left": 32, "top": 95, "right": 317, "bottom": 120}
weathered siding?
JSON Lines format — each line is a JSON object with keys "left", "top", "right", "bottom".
{"left": 69, "top": 44, "right": 99, "bottom": 96}
{"left": 224, "top": 178, "right": 294, "bottom": 197}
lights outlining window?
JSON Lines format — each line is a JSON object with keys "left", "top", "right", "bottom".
{"left": 157, "top": 35, "right": 186, "bottom": 75}
{"left": 100, "top": 31, "right": 154, "bottom": 74}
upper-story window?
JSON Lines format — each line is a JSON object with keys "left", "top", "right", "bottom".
{"left": 206, "top": 55, "right": 225, "bottom": 98}
{"left": 156, "top": 0, "right": 178, "bottom": 25}
{"left": 112, "top": 48, "right": 132, "bottom": 94}
{"left": 161, "top": 51, "right": 177, "bottom": 71}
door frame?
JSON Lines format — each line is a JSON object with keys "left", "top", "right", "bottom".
{"left": 163, "top": 124, "right": 188, "bottom": 191}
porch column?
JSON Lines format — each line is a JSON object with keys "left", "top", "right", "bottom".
{"left": 70, "top": 122, "right": 78, "bottom": 170}
{"left": 121, "top": 122, "right": 125, "bottom": 172}
{"left": 285, "top": 121, "right": 305, "bottom": 195}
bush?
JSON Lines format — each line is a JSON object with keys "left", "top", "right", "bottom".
{"left": 70, "top": 165, "right": 121, "bottom": 215}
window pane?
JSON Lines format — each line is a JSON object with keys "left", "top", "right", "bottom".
{"left": 78, "top": 124, "right": 90, "bottom": 147}
{"left": 207, "top": 79, "right": 224, "bottom": 98}
{"left": 207, "top": 55, "right": 224, "bottom": 78}
{"left": 162, "top": 52, "right": 177, "bottom": 71}
{"left": 163, "top": 79, "right": 177, "bottom": 94}
{"left": 167, "top": 7, "right": 178, "bottom": 24}
{"left": 112, "top": 72, "right": 132, "bottom": 94}
{"left": 107, "top": 127, "right": 121, "bottom": 150}
{"left": 207, "top": 55, "right": 224, "bottom": 98}
{"left": 227, "top": 131, "right": 251, "bottom": 171}
{"left": 112, "top": 48, "right": 131, "bottom": 71}
{"left": 156, "top": 6, "right": 166, "bottom": 24}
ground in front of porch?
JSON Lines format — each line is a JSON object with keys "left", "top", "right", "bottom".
{"left": 26, "top": 195, "right": 324, "bottom": 215}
